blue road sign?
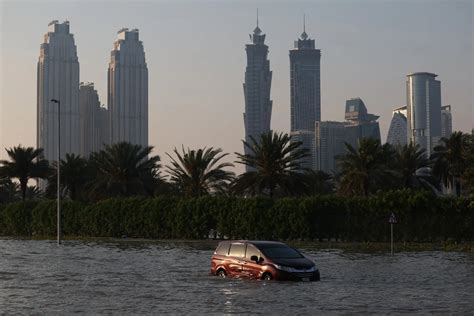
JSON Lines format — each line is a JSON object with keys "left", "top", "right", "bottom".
{"left": 389, "top": 212, "right": 397, "bottom": 224}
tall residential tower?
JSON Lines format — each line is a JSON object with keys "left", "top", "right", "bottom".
{"left": 243, "top": 18, "right": 272, "bottom": 165}
{"left": 289, "top": 19, "right": 321, "bottom": 169}
{"left": 108, "top": 28, "right": 148, "bottom": 147}
{"left": 37, "top": 20, "right": 80, "bottom": 162}
{"left": 406, "top": 72, "right": 442, "bottom": 156}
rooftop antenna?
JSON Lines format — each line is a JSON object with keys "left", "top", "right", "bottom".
{"left": 303, "top": 13, "right": 306, "bottom": 32}
{"left": 257, "top": 8, "right": 259, "bottom": 28}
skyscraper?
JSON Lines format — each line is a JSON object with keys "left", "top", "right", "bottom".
{"left": 406, "top": 72, "right": 442, "bottom": 156}
{"left": 289, "top": 18, "right": 321, "bottom": 169}
{"left": 108, "top": 28, "right": 148, "bottom": 147}
{"left": 315, "top": 121, "right": 346, "bottom": 173}
{"left": 79, "top": 82, "right": 107, "bottom": 157}
{"left": 315, "top": 98, "right": 380, "bottom": 174}
{"left": 441, "top": 105, "right": 452, "bottom": 138}
{"left": 243, "top": 18, "right": 272, "bottom": 165}
{"left": 386, "top": 105, "right": 408, "bottom": 146}
{"left": 343, "top": 98, "right": 381, "bottom": 149}
{"left": 37, "top": 20, "right": 80, "bottom": 162}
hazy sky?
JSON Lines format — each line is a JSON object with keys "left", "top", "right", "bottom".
{"left": 1, "top": 0, "right": 472, "bottom": 174}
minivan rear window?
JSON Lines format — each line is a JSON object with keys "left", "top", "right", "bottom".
{"left": 215, "top": 242, "right": 230, "bottom": 255}
{"left": 228, "top": 243, "right": 246, "bottom": 257}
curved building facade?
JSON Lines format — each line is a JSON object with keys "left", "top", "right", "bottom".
{"left": 406, "top": 72, "right": 441, "bottom": 156}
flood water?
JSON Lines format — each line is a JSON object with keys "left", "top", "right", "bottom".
{"left": 0, "top": 239, "right": 473, "bottom": 314}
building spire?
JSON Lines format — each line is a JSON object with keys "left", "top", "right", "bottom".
{"left": 300, "top": 13, "right": 308, "bottom": 40}
{"left": 257, "top": 8, "right": 259, "bottom": 28}
{"left": 253, "top": 8, "right": 262, "bottom": 35}
{"left": 303, "top": 13, "right": 305, "bottom": 33}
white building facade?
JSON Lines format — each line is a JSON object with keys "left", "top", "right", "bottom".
{"left": 37, "top": 20, "right": 80, "bottom": 162}
{"left": 108, "top": 28, "right": 148, "bottom": 147}
{"left": 79, "top": 82, "right": 107, "bottom": 157}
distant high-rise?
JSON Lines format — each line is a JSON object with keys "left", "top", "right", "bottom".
{"left": 315, "top": 98, "right": 380, "bottom": 174}
{"left": 386, "top": 105, "right": 408, "bottom": 146}
{"left": 441, "top": 105, "right": 452, "bottom": 138}
{"left": 289, "top": 18, "right": 321, "bottom": 169}
{"left": 243, "top": 17, "right": 272, "bottom": 166}
{"left": 315, "top": 121, "right": 346, "bottom": 173}
{"left": 406, "top": 72, "right": 442, "bottom": 156}
{"left": 343, "top": 98, "right": 381, "bottom": 149}
{"left": 79, "top": 82, "right": 107, "bottom": 157}
{"left": 108, "top": 28, "right": 148, "bottom": 147}
{"left": 37, "top": 20, "right": 80, "bottom": 162}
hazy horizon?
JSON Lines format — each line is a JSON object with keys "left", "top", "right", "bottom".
{"left": 1, "top": 0, "right": 472, "bottom": 175}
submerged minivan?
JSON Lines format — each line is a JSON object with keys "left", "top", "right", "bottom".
{"left": 210, "top": 240, "right": 320, "bottom": 281}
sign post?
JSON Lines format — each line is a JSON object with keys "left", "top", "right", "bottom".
{"left": 388, "top": 212, "right": 397, "bottom": 255}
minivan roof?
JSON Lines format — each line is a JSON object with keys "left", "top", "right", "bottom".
{"left": 220, "top": 240, "right": 286, "bottom": 247}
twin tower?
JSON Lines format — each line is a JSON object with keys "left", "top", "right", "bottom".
{"left": 243, "top": 19, "right": 321, "bottom": 170}
{"left": 37, "top": 21, "right": 148, "bottom": 162}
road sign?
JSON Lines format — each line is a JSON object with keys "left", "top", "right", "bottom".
{"left": 389, "top": 212, "right": 397, "bottom": 224}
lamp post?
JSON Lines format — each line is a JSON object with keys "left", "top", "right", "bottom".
{"left": 51, "top": 98, "right": 61, "bottom": 245}
{"left": 388, "top": 212, "right": 397, "bottom": 255}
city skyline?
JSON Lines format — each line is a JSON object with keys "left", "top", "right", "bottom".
{"left": 1, "top": 1, "right": 472, "bottom": 174}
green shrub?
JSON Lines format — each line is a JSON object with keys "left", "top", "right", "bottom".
{"left": 0, "top": 201, "right": 38, "bottom": 235}
{"left": 0, "top": 191, "right": 472, "bottom": 241}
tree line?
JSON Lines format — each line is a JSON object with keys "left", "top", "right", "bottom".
{"left": 0, "top": 130, "right": 473, "bottom": 203}
{"left": 1, "top": 191, "right": 472, "bottom": 241}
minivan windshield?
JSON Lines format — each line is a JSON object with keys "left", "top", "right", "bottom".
{"left": 259, "top": 245, "right": 303, "bottom": 259}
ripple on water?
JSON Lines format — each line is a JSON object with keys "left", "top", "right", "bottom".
{"left": 0, "top": 239, "right": 473, "bottom": 314}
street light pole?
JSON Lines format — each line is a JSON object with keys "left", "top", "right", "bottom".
{"left": 51, "top": 99, "right": 61, "bottom": 245}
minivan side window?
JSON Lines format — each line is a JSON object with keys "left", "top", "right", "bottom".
{"left": 245, "top": 244, "right": 260, "bottom": 260}
{"left": 228, "top": 243, "right": 246, "bottom": 257}
{"left": 215, "top": 242, "right": 230, "bottom": 255}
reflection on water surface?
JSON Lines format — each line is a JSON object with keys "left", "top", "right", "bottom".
{"left": 0, "top": 239, "right": 472, "bottom": 314}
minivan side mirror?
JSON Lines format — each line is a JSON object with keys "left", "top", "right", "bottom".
{"left": 250, "top": 255, "right": 263, "bottom": 263}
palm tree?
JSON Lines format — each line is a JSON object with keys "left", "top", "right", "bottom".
{"left": 337, "top": 138, "right": 395, "bottom": 196}
{"left": 233, "top": 131, "right": 309, "bottom": 198}
{"left": 431, "top": 131, "right": 470, "bottom": 196}
{"left": 24, "top": 186, "right": 43, "bottom": 200}
{"left": 166, "top": 147, "right": 234, "bottom": 197}
{"left": 303, "top": 170, "right": 334, "bottom": 195}
{"left": 461, "top": 133, "right": 474, "bottom": 194}
{"left": 0, "top": 146, "right": 50, "bottom": 200}
{"left": 394, "top": 142, "right": 438, "bottom": 191}
{"left": 46, "top": 154, "right": 89, "bottom": 200}
{"left": 88, "top": 142, "right": 161, "bottom": 198}
{"left": 0, "top": 175, "right": 19, "bottom": 203}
